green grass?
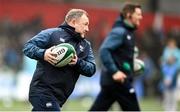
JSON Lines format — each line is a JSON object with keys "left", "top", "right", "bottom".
{"left": 0, "top": 100, "right": 31, "bottom": 111}
{"left": 62, "top": 97, "right": 178, "bottom": 111}
{"left": 140, "top": 97, "right": 163, "bottom": 111}
{"left": 0, "top": 97, "right": 179, "bottom": 111}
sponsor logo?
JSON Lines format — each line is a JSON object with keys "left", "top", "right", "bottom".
{"left": 129, "top": 88, "right": 135, "bottom": 93}
{"left": 46, "top": 102, "right": 52, "bottom": 107}
{"left": 127, "top": 35, "right": 131, "bottom": 40}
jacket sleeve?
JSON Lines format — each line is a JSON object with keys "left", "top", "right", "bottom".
{"left": 75, "top": 42, "right": 96, "bottom": 77}
{"left": 100, "top": 27, "right": 124, "bottom": 75}
{"left": 22, "top": 30, "right": 51, "bottom": 60}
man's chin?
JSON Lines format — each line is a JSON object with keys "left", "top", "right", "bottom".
{"left": 136, "top": 22, "right": 141, "bottom": 27}
{"left": 81, "top": 34, "right": 85, "bottom": 38}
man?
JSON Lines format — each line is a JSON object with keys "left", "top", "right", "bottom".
{"left": 90, "top": 3, "right": 143, "bottom": 111}
{"left": 161, "top": 38, "right": 180, "bottom": 111}
{"left": 23, "top": 9, "right": 96, "bottom": 111}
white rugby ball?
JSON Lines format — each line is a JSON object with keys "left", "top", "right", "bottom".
{"left": 134, "top": 58, "right": 145, "bottom": 75}
{"left": 51, "top": 43, "right": 76, "bottom": 67}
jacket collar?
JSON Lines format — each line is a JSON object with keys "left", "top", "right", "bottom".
{"left": 113, "top": 15, "right": 137, "bottom": 31}
{"left": 58, "top": 22, "right": 84, "bottom": 41}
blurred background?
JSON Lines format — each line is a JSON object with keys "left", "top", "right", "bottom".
{"left": 0, "top": 0, "right": 180, "bottom": 111}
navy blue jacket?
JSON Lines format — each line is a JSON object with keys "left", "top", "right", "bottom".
{"left": 23, "top": 22, "right": 96, "bottom": 106}
{"left": 100, "top": 15, "right": 136, "bottom": 86}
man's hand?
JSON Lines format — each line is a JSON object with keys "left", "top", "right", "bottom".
{"left": 44, "top": 46, "right": 58, "bottom": 65}
{"left": 112, "top": 71, "right": 127, "bottom": 83}
{"left": 164, "top": 79, "right": 172, "bottom": 87}
{"left": 69, "top": 55, "right": 78, "bottom": 66}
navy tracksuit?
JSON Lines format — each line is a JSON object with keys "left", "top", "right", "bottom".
{"left": 90, "top": 15, "right": 140, "bottom": 111}
{"left": 23, "top": 22, "right": 96, "bottom": 111}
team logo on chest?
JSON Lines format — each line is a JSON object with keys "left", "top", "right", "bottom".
{"left": 79, "top": 45, "right": 84, "bottom": 52}
{"left": 127, "top": 35, "right": 131, "bottom": 40}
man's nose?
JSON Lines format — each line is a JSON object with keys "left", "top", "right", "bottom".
{"left": 86, "top": 27, "right": 89, "bottom": 32}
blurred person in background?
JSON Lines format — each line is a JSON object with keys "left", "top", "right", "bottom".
{"left": 23, "top": 9, "right": 96, "bottom": 111}
{"left": 90, "top": 3, "right": 143, "bottom": 111}
{"left": 160, "top": 38, "right": 180, "bottom": 111}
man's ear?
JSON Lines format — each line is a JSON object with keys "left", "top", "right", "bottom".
{"left": 71, "top": 19, "right": 76, "bottom": 26}
{"left": 127, "top": 13, "right": 131, "bottom": 19}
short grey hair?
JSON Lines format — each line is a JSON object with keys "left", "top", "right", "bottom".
{"left": 65, "top": 9, "right": 88, "bottom": 22}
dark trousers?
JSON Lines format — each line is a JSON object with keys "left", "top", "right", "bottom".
{"left": 90, "top": 84, "right": 140, "bottom": 111}
{"left": 29, "top": 94, "right": 60, "bottom": 111}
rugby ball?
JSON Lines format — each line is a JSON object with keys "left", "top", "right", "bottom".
{"left": 51, "top": 43, "right": 76, "bottom": 67}
{"left": 134, "top": 58, "right": 145, "bottom": 75}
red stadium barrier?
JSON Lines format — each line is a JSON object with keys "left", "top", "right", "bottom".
{"left": 0, "top": 1, "right": 180, "bottom": 37}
